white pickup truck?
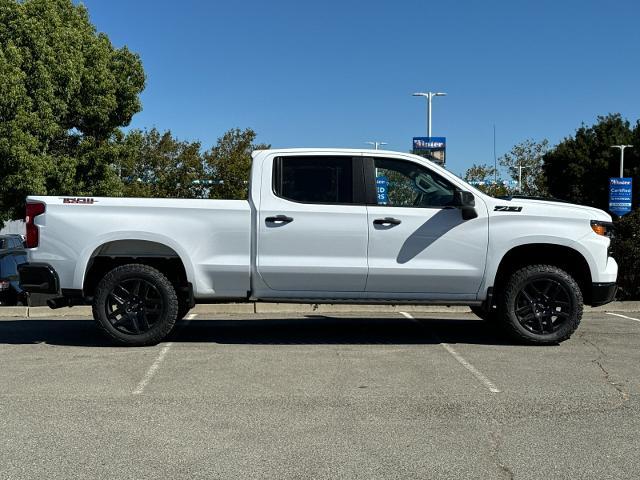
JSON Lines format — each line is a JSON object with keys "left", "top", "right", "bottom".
{"left": 18, "top": 148, "right": 617, "bottom": 346}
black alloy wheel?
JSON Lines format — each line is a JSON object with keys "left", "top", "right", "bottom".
{"left": 513, "top": 277, "right": 573, "bottom": 335}
{"left": 93, "top": 264, "right": 178, "bottom": 346}
{"left": 501, "top": 264, "right": 583, "bottom": 345}
{"left": 105, "top": 278, "right": 164, "bottom": 335}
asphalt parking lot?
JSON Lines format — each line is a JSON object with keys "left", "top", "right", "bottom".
{"left": 1, "top": 310, "right": 639, "bottom": 479}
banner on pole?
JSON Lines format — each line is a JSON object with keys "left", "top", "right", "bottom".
{"left": 609, "top": 177, "right": 632, "bottom": 217}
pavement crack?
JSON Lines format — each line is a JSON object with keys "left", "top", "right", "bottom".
{"left": 487, "top": 419, "right": 515, "bottom": 480}
{"left": 579, "top": 333, "right": 630, "bottom": 407}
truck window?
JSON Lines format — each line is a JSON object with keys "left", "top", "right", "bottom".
{"left": 373, "top": 158, "right": 456, "bottom": 208}
{"left": 274, "top": 156, "right": 354, "bottom": 204}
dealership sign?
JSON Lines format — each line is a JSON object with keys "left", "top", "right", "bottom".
{"left": 412, "top": 137, "right": 446, "bottom": 166}
{"left": 609, "top": 177, "right": 632, "bottom": 217}
{"left": 376, "top": 175, "right": 389, "bottom": 205}
{"left": 413, "top": 137, "right": 446, "bottom": 150}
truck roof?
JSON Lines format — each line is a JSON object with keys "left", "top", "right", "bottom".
{"left": 251, "top": 148, "right": 403, "bottom": 158}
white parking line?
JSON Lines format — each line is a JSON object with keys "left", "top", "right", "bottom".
{"left": 133, "top": 342, "right": 173, "bottom": 395}
{"left": 606, "top": 312, "right": 640, "bottom": 324}
{"left": 399, "top": 311, "right": 501, "bottom": 394}
{"left": 132, "top": 313, "right": 198, "bottom": 395}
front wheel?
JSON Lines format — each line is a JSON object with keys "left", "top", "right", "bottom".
{"left": 500, "top": 264, "right": 583, "bottom": 345}
{"left": 92, "top": 264, "right": 178, "bottom": 346}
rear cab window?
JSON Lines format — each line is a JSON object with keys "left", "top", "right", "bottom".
{"left": 273, "top": 156, "right": 365, "bottom": 205}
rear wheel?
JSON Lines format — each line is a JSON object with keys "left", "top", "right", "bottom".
{"left": 500, "top": 264, "right": 582, "bottom": 345}
{"left": 92, "top": 264, "right": 178, "bottom": 346}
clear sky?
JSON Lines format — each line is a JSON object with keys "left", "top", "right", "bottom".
{"left": 81, "top": 0, "right": 639, "bottom": 176}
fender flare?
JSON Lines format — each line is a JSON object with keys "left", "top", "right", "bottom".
{"left": 73, "top": 231, "right": 196, "bottom": 291}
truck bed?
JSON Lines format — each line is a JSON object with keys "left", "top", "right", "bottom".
{"left": 27, "top": 196, "right": 252, "bottom": 299}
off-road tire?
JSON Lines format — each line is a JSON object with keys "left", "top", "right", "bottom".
{"left": 92, "top": 264, "right": 178, "bottom": 346}
{"left": 500, "top": 264, "right": 583, "bottom": 345}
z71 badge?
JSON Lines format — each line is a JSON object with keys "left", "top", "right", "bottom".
{"left": 62, "top": 197, "right": 97, "bottom": 204}
{"left": 494, "top": 206, "right": 522, "bottom": 212}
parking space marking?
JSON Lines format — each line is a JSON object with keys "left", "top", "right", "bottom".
{"left": 606, "top": 312, "right": 640, "bottom": 324}
{"left": 399, "top": 312, "right": 501, "bottom": 394}
{"left": 131, "top": 313, "right": 197, "bottom": 395}
{"left": 131, "top": 314, "right": 198, "bottom": 395}
{"left": 133, "top": 342, "right": 173, "bottom": 395}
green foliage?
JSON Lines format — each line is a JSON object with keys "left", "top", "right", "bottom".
{"left": 204, "top": 128, "right": 269, "bottom": 199}
{"left": 499, "top": 139, "right": 549, "bottom": 196}
{"left": 0, "top": 0, "right": 145, "bottom": 224}
{"left": 539, "top": 114, "right": 640, "bottom": 298}
{"left": 462, "top": 163, "right": 510, "bottom": 197}
{"left": 610, "top": 210, "right": 640, "bottom": 299}
{"left": 118, "top": 129, "right": 208, "bottom": 199}
{"left": 543, "top": 114, "right": 638, "bottom": 209}
{"left": 376, "top": 168, "right": 415, "bottom": 206}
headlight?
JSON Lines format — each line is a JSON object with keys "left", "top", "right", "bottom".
{"left": 591, "top": 220, "right": 614, "bottom": 238}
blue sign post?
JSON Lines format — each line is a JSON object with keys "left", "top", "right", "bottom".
{"left": 609, "top": 177, "right": 632, "bottom": 217}
{"left": 376, "top": 175, "right": 389, "bottom": 205}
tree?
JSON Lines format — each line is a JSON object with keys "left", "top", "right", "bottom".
{"left": 610, "top": 208, "right": 640, "bottom": 299}
{"left": 499, "top": 139, "right": 549, "bottom": 196}
{"left": 462, "top": 163, "right": 510, "bottom": 196}
{"left": 204, "top": 128, "right": 270, "bottom": 199}
{"left": 543, "top": 114, "right": 637, "bottom": 209}
{"left": 117, "top": 129, "right": 208, "bottom": 199}
{"left": 0, "top": 0, "right": 145, "bottom": 225}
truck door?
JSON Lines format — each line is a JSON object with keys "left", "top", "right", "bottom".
{"left": 364, "top": 156, "right": 489, "bottom": 298}
{"left": 257, "top": 155, "right": 369, "bottom": 292}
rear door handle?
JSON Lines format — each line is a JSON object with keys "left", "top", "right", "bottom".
{"left": 265, "top": 215, "right": 294, "bottom": 224}
{"left": 373, "top": 217, "right": 401, "bottom": 226}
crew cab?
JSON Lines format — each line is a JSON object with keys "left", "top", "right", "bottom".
{"left": 18, "top": 149, "right": 617, "bottom": 346}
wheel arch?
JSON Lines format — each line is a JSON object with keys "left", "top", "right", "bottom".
{"left": 78, "top": 236, "right": 194, "bottom": 298}
{"left": 490, "top": 243, "right": 593, "bottom": 305}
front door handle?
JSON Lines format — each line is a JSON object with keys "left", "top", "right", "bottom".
{"left": 265, "top": 215, "right": 294, "bottom": 224}
{"left": 373, "top": 217, "right": 401, "bottom": 226}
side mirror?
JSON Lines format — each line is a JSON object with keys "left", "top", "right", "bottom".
{"left": 453, "top": 190, "right": 478, "bottom": 220}
{"left": 453, "top": 190, "right": 475, "bottom": 207}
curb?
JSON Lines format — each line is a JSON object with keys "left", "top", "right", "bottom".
{"left": 0, "top": 306, "right": 29, "bottom": 318}
{"left": 1, "top": 301, "right": 639, "bottom": 318}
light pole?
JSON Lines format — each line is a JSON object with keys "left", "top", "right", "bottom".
{"left": 517, "top": 164, "right": 528, "bottom": 193}
{"left": 366, "top": 141, "right": 388, "bottom": 150}
{"left": 412, "top": 92, "right": 447, "bottom": 137}
{"left": 611, "top": 145, "right": 633, "bottom": 177}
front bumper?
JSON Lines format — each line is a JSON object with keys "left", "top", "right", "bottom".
{"left": 17, "top": 263, "right": 60, "bottom": 294}
{"left": 591, "top": 282, "right": 617, "bottom": 307}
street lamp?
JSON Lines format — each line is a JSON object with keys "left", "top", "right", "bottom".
{"left": 517, "top": 164, "right": 528, "bottom": 193}
{"left": 366, "top": 141, "right": 387, "bottom": 150}
{"left": 412, "top": 91, "right": 447, "bottom": 137}
{"left": 611, "top": 145, "right": 633, "bottom": 178}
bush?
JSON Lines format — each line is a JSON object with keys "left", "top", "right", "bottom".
{"left": 610, "top": 210, "right": 640, "bottom": 299}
